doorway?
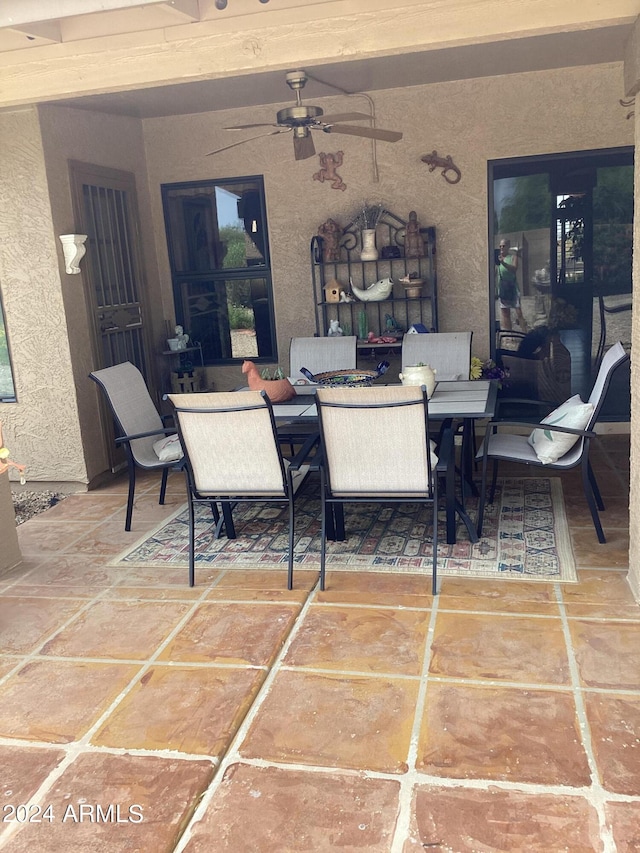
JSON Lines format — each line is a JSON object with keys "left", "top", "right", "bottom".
{"left": 70, "top": 161, "right": 156, "bottom": 470}
{"left": 489, "top": 147, "right": 633, "bottom": 420}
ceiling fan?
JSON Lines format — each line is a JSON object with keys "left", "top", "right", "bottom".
{"left": 206, "top": 70, "right": 403, "bottom": 161}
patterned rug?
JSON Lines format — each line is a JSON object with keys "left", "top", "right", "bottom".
{"left": 110, "top": 477, "right": 577, "bottom": 582}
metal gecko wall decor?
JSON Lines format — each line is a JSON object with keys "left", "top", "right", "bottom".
{"left": 420, "top": 150, "right": 462, "bottom": 184}
{"left": 312, "top": 151, "right": 347, "bottom": 191}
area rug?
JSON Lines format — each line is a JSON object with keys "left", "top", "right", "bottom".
{"left": 110, "top": 477, "right": 577, "bottom": 582}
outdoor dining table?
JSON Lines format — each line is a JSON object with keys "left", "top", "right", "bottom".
{"left": 272, "top": 379, "right": 498, "bottom": 544}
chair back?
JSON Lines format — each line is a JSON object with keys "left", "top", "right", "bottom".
{"left": 89, "top": 361, "right": 164, "bottom": 465}
{"left": 289, "top": 336, "right": 357, "bottom": 379}
{"left": 168, "top": 391, "right": 287, "bottom": 496}
{"left": 316, "top": 385, "right": 434, "bottom": 498}
{"left": 401, "top": 332, "right": 472, "bottom": 380}
{"left": 586, "top": 341, "right": 629, "bottom": 427}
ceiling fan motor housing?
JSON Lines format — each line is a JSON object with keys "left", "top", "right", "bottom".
{"left": 276, "top": 105, "right": 323, "bottom": 126}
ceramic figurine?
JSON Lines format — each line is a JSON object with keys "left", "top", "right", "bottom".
{"left": 351, "top": 277, "right": 394, "bottom": 302}
{"left": 242, "top": 360, "right": 296, "bottom": 402}
{"left": 327, "top": 319, "right": 343, "bottom": 336}
{"left": 399, "top": 363, "right": 437, "bottom": 398}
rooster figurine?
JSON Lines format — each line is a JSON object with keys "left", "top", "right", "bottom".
{"left": 242, "top": 361, "right": 296, "bottom": 402}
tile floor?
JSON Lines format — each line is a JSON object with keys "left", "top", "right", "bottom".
{"left": 0, "top": 435, "right": 636, "bottom": 852}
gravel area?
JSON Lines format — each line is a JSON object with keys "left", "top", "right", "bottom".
{"left": 12, "top": 490, "right": 67, "bottom": 525}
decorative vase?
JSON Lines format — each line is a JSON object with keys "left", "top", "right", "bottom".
{"left": 360, "top": 229, "right": 378, "bottom": 261}
{"left": 399, "top": 364, "right": 437, "bottom": 398}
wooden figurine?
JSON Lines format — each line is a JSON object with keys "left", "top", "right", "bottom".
{"left": 242, "top": 360, "right": 296, "bottom": 402}
{"left": 317, "top": 218, "right": 342, "bottom": 263}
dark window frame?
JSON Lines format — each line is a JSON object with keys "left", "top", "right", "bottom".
{"left": 161, "top": 175, "right": 277, "bottom": 366}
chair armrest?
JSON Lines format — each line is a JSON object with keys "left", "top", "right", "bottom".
{"left": 488, "top": 420, "right": 597, "bottom": 439}
{"left": 161, "top": 413, "right": 175, "bottom": 427}
{"left": 115, "top": 427, "right": 176, "bottom": 445}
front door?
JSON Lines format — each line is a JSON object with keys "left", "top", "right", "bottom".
{"left": 70, "top": 161, "right": 156, "bottom": 470}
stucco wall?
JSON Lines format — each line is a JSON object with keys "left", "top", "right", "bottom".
{"left": 0, "top": 107, "right": 87, "bottom": 483}
{"left": 143, "top": 61, "right": 633, "bottom": 391}
{"left": 37, "top": 104, "right": 166, "bottom": 484}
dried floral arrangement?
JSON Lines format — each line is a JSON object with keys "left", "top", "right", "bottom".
{"left": 350, "top": 202, "right": 388, "bottom": 231}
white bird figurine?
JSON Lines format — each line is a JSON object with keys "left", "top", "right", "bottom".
{"left": 351, "top": 277, "right": 394, "bottom": 302}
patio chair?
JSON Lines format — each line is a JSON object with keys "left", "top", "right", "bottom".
{"left": 89, "top": 361, "right": 184, "bottom": 532}
{"left": 315, "top": 384, "right": 444, "bottom": 595}
{"left": 289, "top": 335, "right": 357, "bottom": 380}
{"left": 168, "top": 390, "right": 318, "bottom": 587}
{"left": 476, "top": 341, "right": 629, "bottom": 543}
{"left": 401, "top": 331, "right": 472, "bottom": 380}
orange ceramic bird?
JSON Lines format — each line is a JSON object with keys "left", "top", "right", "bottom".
{"left": 242, "top": 361, "right": 296, "bottom": 403}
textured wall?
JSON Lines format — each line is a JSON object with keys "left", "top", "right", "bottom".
{"left": 0, "top": 108, "right": 87, "bottom": 483}
{"left": 143, "top": 62, "right": 633, "bottom": 390}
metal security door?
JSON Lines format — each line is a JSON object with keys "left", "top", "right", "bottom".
{"left": 71, "top": 162, "right": 156, "bottom": 470}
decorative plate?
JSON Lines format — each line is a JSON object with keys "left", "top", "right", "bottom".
{"left": 311, "top": 369, "right": 379, "bottom": 387}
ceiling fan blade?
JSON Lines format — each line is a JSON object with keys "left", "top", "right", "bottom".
{"left": 224, "top": 122, "right": 279, "bottom": 130}
{"left": 206, "top": 128, "right": 290, "bottom": 156}
{"left": 323, "top": 125, "right": 403, "bottom": 142}
{"left": 293, "top": 133, "right": 316, "bottom": 161}
{"left": 317, "top": 112, "right": 373, "bottom": 123}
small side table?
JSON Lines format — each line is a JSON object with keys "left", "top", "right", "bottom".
{"left": 161, "top": 345, "right": 205, "bottom": 393}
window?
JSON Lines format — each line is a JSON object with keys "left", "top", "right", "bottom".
{"left": 489, "top": 148, "right": 632, "bottom": 421}
{"left": 0, "top": 292, "right": 16, "bottom": 402}
{"left": 161, "top": 177, "right": 276, "bottom": 364}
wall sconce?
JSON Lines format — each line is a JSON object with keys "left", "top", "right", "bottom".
{"left": 59, "top": 234, "right": 88, "bottom": 275}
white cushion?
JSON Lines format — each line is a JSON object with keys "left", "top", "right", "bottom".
{"left": 527, "top": 395, "right": 594, "bottom": 464}
{"left": 430, "top": 439, "right": 438, "bottom": 469}
{"left": 152, "top": 434, "right": 183, "bottom": 462}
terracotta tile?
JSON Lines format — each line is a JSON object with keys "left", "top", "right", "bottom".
{"left": 16, "top": 521, "right": 97, "bottom": 555}
{"left": 69, "top": 521, "right": 155, "bottom": 556}
{"left": 0, "top": 597, "right": 86, "bottom": 654}
{"left": 111, "top": 566, "right": 219, "bottom": 586}
{"left": 3, "top": 586, "right": 97, "bottom": 599}
{"left": 0, "top": 660, "right": 139, "bottom": 743}
{"left": 429, "top": 611, "right": 570, "bottom": 684}
{"left": 36, "top": 493, "right": 126, "bottom": 522}
{"left": 159, "top": 602, "right": 299, "bottom": 666}
{"left": 417, "top": 682, "right": 591, "bottom": 786}
{"left": 40, "top": 600, "right": 192, "bottom": 660}
{"left": 11, "top": 554, "right": 119, "bottom": 587}
{"left": 605, "top": 801, "right": 640, "bottom": 851}
{"left": 184, "top": 763, "right": 400, "bottom": 852}
{"left": 584, "top": 692, "right": 640, "bottom": 795}
{"left": 405, "top": 785, "right": 601, "bottom": 852}
{"left": 92, "top": 665, "right": 264, "bottom": 755}
{"left": 240, "top": 669, "right": 418, "bottom": 773}
{"left": 438, "top": 577, "right": 560, "bottom": 615}
{"left": 213, "top": 569, "right": 317, "bottom": 593}
{"left": 204, "top": 587, "right": 309, "bottom": 603}
{"left": 0, "top": 745, "right": 66, "bottom": 806}
{"left": 564, "top": 493, "right": 629, "bottom": 528}
{"left": 103, "top": 585, "right": 203, "bottom": 600}
{"left": 0, "top": 752, "right": 214, "bottom": 852}
{"left": 570, "top": 529, "right": 629, "bottom": 569}
{"left": 315, "top": 571, "right": 435, "bottom": 608}
{"left": 569, "top": 620, "right": 640, "bottom": 689}
{"left": 284, "top": 605, "right": 429, "bottom": 675}
{"left": 0, "top": 659, "right": 20, "bottom": 680}
{"left": 111, "top": 492, "right": 187, "bottom": 525}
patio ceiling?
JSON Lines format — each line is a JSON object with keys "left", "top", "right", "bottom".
{"left": 0, "top": 0, "right": 636, "bottom": 117}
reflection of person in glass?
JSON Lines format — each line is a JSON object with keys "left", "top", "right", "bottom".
{"left": 496, "top": 238, "right": 528, "bottom": 332}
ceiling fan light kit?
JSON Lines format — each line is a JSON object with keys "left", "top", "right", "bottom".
{"left": 207, "top": 70, "right": 402, "bottom": 162}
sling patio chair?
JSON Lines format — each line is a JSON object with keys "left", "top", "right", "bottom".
{"left": 89, "top": 361, "right": 185, "bottom": 532}
{"left": 289, "top": 335, "right": 357, "bottom": 380}
{"left": 401, "top": 331, "right": 472, "bottom": 381}
{"left": 476, "top": 341, "right": 629, "bottom": 543}
{"left": 168, "top": 390, "right": 318, "bottom": 587}
{"left": 315, "top": 384, "right": 449, "bottom": 595}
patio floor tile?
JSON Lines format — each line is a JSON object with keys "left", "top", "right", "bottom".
{"left": 417, "top": 682, "right": 591, "bottom": 786}
{"left": 315, "top": 571, "right": 435, "bottom": 608}
{"left": 0, "top": 659, "right": 139, "bottom": 743}
{"left": 240, "top": 669, "right": 418, "bottom": 773}
{"left": 0, "top": 597, "right": 86, "bottom": 654}
{"left": 183, "top": 763, "right": 400, "bottom": 852}
{"left": 158, "top": 602, "right": 300, "bottom": 666}
{"left": 39, "top": 600, "right": 192, "bottom": 660}
{"left": 605, "top": 801, "right": 640, "bottom": 851}
{"left": 92, "top": 665, "right": 264, "bottom": 756}
{"left": 16, "top": 521, "right": 98, "bottom": 555}
{"left": 570, "top": 529, "right": 630, "bottom": 568}
{"left": 405, "top": 785, "right": 601, "bottom": 852}
{"left": 283, "top": 605, "right": 430, "bottom": 675}
{"left": 0, "top": 752, "right": 214, "bottom": 852}
{"left": 584, "top": 691, "right": 640, "bottom": 795}
{"left": 0, "top": 744, "right": 66, "bottom": 803}
{"left": 429, "top": 611, "right": 570, "bottom": 684}
{"left": 37, "top": 493, "right": 127, "bottom": 522}
{"left": 438, "top": 577, "right": 560, "bottom": 614}
{"left": 568, "top": 619, "right": 640, "bottom": 689}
